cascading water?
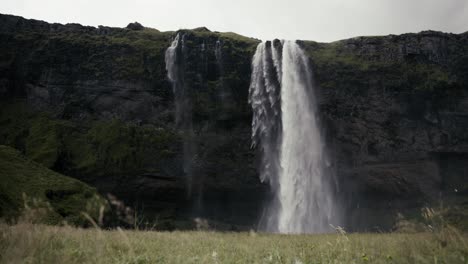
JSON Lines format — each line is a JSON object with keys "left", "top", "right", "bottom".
{"left": 165, "top": 35, "right": 233, "bottom": 217}
{"left": 250, "top": 40, "right": 340, "bottom": 234}
{"left": 165, "top": 34, "right": 196, "bottom": 198}
{"left": 215, "top": 40, "right": 222, "bottom": 65}
{"left": 250, "top": 41, "right": 282, "bottom": 183}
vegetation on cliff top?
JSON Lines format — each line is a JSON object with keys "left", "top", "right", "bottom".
{"left": 0, "top": 13, "right": 259, "bottom": 83}
{"left": 302, "top": 34, "right": 467, "bottom": 94}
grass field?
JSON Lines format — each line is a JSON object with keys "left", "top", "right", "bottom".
{"left": 1, "top": 223, "right": 467, "bottom": 264}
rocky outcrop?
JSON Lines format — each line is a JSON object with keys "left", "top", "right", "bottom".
{"left": 0, "top": 13, "right": 467, "bottom": 230}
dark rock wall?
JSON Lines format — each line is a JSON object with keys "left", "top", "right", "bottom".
{"left": 1, "top": 14, "right": 467, "bottom": 230}
{"left": 0, "top": 14, "right": 264, "bottom": 229}
{"left": 303, "top": 32, "right": 468, "bottom": 230}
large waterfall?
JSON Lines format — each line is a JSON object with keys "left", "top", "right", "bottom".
{"left": 250, "top": 40, "right": 339, "bottom": 234}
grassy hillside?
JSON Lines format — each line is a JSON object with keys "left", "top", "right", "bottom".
{"left": 0, "top": 224, "right": 467, "bottom": 264}
{"left": 0, "top": 145, "right": 107, "bottom": 226}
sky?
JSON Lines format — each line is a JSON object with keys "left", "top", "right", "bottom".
{"left": 2, "top": 0, "right": 467, "bottom": 42}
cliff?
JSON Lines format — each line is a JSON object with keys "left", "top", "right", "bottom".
{"left": 0, "top": 14, "right": 467, "bottom": 230}
{"left": 303, "top": 32, "right": 468, "bottom": 229}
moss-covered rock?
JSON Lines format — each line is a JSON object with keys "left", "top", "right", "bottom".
{"left": 0, "top": 101, "right": 181, "bottom": 182}
{"left": 0, "top": 145, "right": 107, "bottom": 226}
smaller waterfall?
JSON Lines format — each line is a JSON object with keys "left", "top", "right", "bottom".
{"left": 200, "top": 41, "right": 209, "bottom": 75}
{"left": 215, "top": 40, "right": 223, "bottom": 67}
{"left": 165, "top": 34, "right": 180, "bottom": 89}
{"left": 165, "top": 34, "right": 196, "bottom": 198}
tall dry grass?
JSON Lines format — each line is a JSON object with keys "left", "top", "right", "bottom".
{"left": 0, "top": 222, "right": 467, "bottom": 263}
{"left": 0, "top": 205, "right": 467, "bottom": 263}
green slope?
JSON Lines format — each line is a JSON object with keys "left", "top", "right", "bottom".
{"left": 0, "top": 145, "right": 107, "bottom": 226}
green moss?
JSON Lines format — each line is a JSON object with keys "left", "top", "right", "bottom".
{"left": 62, "top": 119, "right": 180, "bottom": 177}
{"left": 1, "top": 103, "right": 72, "bottom": 169}
{"left": 219, "top": 32, "right": 259, "bottom": 44}
{"left": 304, "top": 41, "right": 371, "bottom": 68}
{"left": 24, "top": 115, "right": 61, "bottom": 168}
{"left": 0, "top": 103, "right": 30, "bottom": 149}
{"left": 2, "top": 23, "right": 174, "bottom": 82}
{"left": 0, "top": 145, "right": 107, "bottom": 226}
{"left": 0, "top": 101, "right": 180, "bottom": 181}
{"left": 180, "top": 29, "right": 259, "bottom": 56}
{"left": 401, "top": 63, "right": 454, "bottom": 91}
{"left": 302, "top": 40, "right": 457, "bottom": 93}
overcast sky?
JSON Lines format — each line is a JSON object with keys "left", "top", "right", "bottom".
{"left": 2, "top": 0, "right": 467, "bottom": 42}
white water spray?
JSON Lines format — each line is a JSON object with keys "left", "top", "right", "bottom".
{"left": 165, "top": 34, "right": 195, "bottom": 197}
{"left": 165, "top": 34, "right": 180, "bottom": 85}
{"left": 250, "top": 40, "right": 339, "bottom": 234}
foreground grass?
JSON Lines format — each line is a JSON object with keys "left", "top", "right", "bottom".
{"left": 0, "top": 224, "right": 467, "bottom": 263}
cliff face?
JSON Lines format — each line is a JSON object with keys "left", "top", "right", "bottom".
{"left": 0, "top": 14, "right": 467, "bottom": 230}
{"left": 0, "top": 14, "right": 263, "bottom": 229}
{"left": 303, "top": 33, "right": 468, "bottom": 229}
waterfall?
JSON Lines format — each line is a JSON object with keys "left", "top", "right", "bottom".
{"left": 250, "top": 40, "right": 339, "bottom": 234}
{"left": 249, "top": 42, "right": 282, "bottom": 185}
{"left": 165, "top": 34, "right": 195, "bottom": 198}
{"left": 215, "top": 40, "right": 222, "bottom": 65}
